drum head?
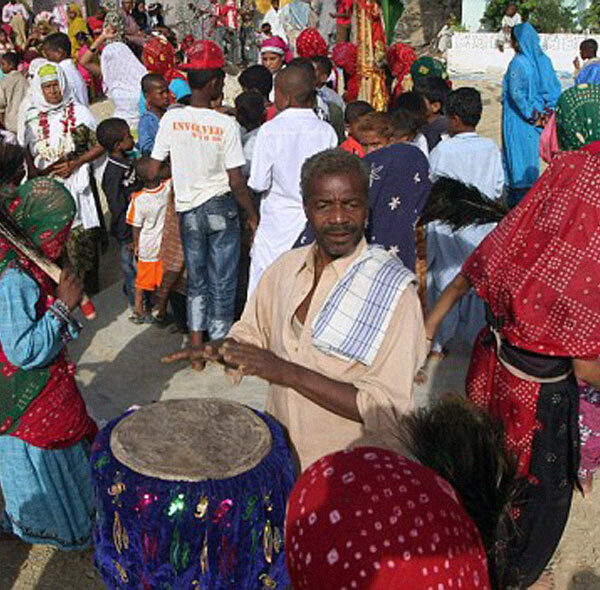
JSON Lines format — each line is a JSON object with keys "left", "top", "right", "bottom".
{"left": 110, "top": 398, "right": 272, "bottom": 482}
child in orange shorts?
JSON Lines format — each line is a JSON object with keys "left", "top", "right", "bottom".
{"left": 126, "top": 156, "right": 171, "bottom": 324}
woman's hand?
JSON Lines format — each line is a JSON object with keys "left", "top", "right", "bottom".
{"left": 50, "top": 159, "right": 77, "bottom": 179}
{"left": 56, "top": 268, "right": 84, "bottom": 311}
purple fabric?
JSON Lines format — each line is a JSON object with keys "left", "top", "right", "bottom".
{"left": 578, "top": 384, "right": 600, "bottom": 478}
{"left": 90, "top": 408, "right": 295, "bottom": 589}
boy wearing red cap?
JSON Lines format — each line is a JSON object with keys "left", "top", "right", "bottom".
{"left": 149, "top": 41, "right": 258, "bottom": 369}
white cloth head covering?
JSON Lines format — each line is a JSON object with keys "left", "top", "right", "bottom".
{"left": 28, "top": 60, "right": 73, "bottom": 114}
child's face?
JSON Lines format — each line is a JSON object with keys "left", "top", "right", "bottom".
{"left": 0, "top": 58, "right": 12, "bottom": 75}
{"left": 313, "top": 64, "right": 328, "bottom": 88}
{"left": 0, "top": 31, "right": 7, "bottom": 42}
{"left": 146, "top": 80, "right": 170, "bottom": 110}
{"left": 423, "top": 96, "right": 441, "bottom": 117}
{"left": 262, "top": 51, "right": 283, "bottom": 74}
{"left": 355, "top": 129, "right": 389, "bottom": 154}
{"left": 119, "top": 131, "right": 136, "bottom": 153}
{"left": 43, "top": 46, "right": 65, "bottom": 63}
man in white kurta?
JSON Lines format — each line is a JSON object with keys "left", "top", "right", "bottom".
{"left": 248, "top": 64, "right": 337, "bottom": 295}
{"left": 427, "top": 87, "right": 504, "bottom": 353}
{"left": 261, "top": 0, "right": 288, "bottom": 41}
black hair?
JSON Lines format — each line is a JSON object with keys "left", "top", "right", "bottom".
{"left": 0, "top": 51, "right": 20, "bottom": 70}
{"left": 42, "top": 32, "right": 72, "bottom": 56}
{"left": 96, "top": 117, "right": 131, "bottom": 151}
{"left": 238, "top": 64, "right": 273, "bottom": 100}
{"left": 413, "top": 76, "right": 451, "bottom": 110}
{"left": 187, "top": 68, "right": 225, "bottom": 90}
{"left": 276, "top": 62, "right": 316, "bottom": 106}
{"left": 301, "top": 148, "right": 369, "bottom": 204}
{"left": 446, "top": 87, "right": 482, "bottom": 127}
{"left": 260, "top": 22, "right": 272, "bottom": 32}
{"left": 390, "top": 108, "right": 420, "bottom": 140}
{"left": 134, "top": 155, "right": 154, "bottom": 183}
{"left": 311, "top": 55, "right": 332, "bottom": 77}
{"left": 0, "top": 142, "right": 25, "bottom": 184}
{"left": 288, "top": 57, "right": 314, "bottom": 72}
{"left": 75, "top": 30, "right": 90, "bottom": 43}
{"left": 141, "top": 72, "right": 166, "bottom": 94}
{"left": 235, "top": 90, "right": 266, "bottom": 132}
{"left": 175, "top": 49, "right": 184, "bottom": 62}
{"left": 389, "top": 91, "right": 427, "bottom": 129}
{"left": 581, "top": 38, "right": 598, "bottom": 57}
{"left": 344, "top": 100, "right": 374, "bottom": 125}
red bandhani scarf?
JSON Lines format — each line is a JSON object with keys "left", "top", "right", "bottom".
{"left": 296, "top": 27, "right": 328, "bottom": 58}
{"left": 463, "top": 148, "right": 600, "bottom": 358}
{"left": 463, "top": 148, "right": 600, "bottom": 475}
{"left": 286, "top": 447, "right": 490, "bottom": 590}
{"left": 143, "top": 36, "right": 175, "bottom": 77}
{"left": 386, "top": 42, "right": 417, "bottom": 81}
{"left": 332, "top": 42, "right": 357, "bottom": 75}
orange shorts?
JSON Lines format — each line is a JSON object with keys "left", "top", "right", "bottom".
{"left": 135, "top": 259, "right": 163, "bottom": 291}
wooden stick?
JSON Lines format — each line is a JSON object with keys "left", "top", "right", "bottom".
{"left": 0, "top": 226, "right": 96, "bottom": 320}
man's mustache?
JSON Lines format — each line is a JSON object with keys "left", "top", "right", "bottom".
{"left": 322, "top": 224, "right": 360, "bottom": 235}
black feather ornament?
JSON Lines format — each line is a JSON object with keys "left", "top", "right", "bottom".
{"left": 421, "top": 177, "right": 510, "bottom": 230}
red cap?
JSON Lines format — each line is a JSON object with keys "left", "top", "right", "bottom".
{"left": 181, "top": 40, "right": 225, "bottom": 70}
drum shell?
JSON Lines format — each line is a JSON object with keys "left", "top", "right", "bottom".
{"left": 90, "top": 407, "right": 296, "bottom": 589}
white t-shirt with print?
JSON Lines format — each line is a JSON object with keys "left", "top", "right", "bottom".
{"left": 126, "top": 180, "right": 171, "bottom": 262}
{"left": 151, "top": 106, "right": 245, "bottom": 213}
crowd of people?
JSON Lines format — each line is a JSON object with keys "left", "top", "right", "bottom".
{"left": 2, "top": 0, "right": 600, "bottom": 588}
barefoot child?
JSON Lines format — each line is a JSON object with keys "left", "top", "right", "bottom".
{"left": 126, "top": 156, "right": 171, "bottom": 323}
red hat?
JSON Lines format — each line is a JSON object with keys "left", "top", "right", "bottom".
{"left": 296, "top": 27, "right": 328, "bottom": 59}
{"left": 286, "top": 447, "right": 491, "bottom": 590}
{"left": 181, "top": 40, "right": 225, "bottom": 70}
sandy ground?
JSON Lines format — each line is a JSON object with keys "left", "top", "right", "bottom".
{"left": 1, "top": 74, "right": 600, "bottom": 590}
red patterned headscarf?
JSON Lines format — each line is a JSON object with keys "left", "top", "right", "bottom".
{"left": 143, "top": 36, "right": 175, "bottom": 77}
{"left": 332, "top": 42, "right": 357, "bottom": 76}
{"left": 296, "top": 27, "right": 328, "bottom": 58}
{"left": 286, "top": 447, "right": 491, "bottom": 590}
{"left": 386, "top": 42, "right": 417, "bottom": 82}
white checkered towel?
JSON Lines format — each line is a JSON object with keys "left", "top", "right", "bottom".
{"left": 311, "top": 245, "right": 415, "bottom": 366}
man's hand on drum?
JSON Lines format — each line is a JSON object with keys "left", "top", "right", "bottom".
{"left": 162, "top": 338, "right": 231, "bottom": 365}
{"left": 162, "top": 339, "right": 288, "bottom": 383}
{"left": 217, "top": 341, "right": 287, "bottom": 383}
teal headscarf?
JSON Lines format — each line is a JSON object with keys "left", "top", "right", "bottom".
{"left": 556, "top": 84, "right": 600, "bottom": 151}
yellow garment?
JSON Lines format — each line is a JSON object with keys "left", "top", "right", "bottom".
{"left": 68, "top": 4, "right": 88, "bottom": 58}
{"left": 356, "top": 0, "right": 388, "bottom": 111}
{"left": 255, "top": 0, "right": 291, "bottom": 15}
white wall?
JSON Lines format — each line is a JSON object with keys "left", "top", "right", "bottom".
{"left": 448, "top": 32, "right": 600, "bottom": 74}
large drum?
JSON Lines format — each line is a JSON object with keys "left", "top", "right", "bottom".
{"left": 91, "top": 398, "right": 296, "bottom": 589}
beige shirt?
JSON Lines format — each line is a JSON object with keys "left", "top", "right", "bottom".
{"left": 229, "top": 239, "right": 427, "bottom": 470}
{"left": 0, "top": 70, "right": 29, "bottom": 135}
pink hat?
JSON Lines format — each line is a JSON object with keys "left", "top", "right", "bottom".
{"left": 260, "top": 35, "right": 293, "bottom": 63}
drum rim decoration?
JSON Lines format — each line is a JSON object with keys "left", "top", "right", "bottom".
{"left": 109, "top": 398, "right": 273, "bottom": 482}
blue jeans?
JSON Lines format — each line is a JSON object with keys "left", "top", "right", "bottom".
{"left": 119, "top": 241, "right": 137, "bottom": 309}
{"left": 179, "top": 193, "right": 240, "bottom": 339}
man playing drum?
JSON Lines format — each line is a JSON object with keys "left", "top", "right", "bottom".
{"left": 166, "top": 149, "right": 427, "bottom": 470}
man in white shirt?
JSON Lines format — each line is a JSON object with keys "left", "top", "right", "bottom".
{"left": 248, "top": 62, "right": 338, "bottom": 295}
{"left": 42, "top": 33, "right": 89, "bottom": 107}
{"left": 427, "top": 87, "right": 504, "bottom": 356}
{"left": 148, "top": 41, "right": 258, "bottom": 366}
{"left": 261, "top": 0, "right": 288, "bottom": 41}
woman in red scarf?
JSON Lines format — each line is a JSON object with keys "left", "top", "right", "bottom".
{"left": 332, "top": 41, "right": 358, "bottom": 102}
{"left": 0, "top": 158, "right": 97, "bottom": 549}
{"left": 386, "top": 41, "right": 417, "bottom": 101}
{"left": 425, "top": 135, "right": 600, "bottom": 586}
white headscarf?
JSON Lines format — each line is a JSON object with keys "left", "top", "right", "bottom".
{"left": 27, "top": 60, "right": 74, "bottom": 116}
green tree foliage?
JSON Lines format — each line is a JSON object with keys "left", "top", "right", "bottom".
{"left": 583, "top": 0, "right": 600, "bottom": 32}
{"left": 481, "top": 0, "right": 577, "bottom": 33}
